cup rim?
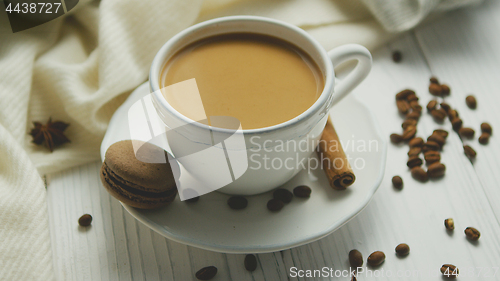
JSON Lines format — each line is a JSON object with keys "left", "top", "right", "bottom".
{"left": 149, "top": 15, "right": 334, "bottom": 135}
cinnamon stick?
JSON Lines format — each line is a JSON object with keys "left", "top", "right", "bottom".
{"left": 317, "top": 117, "right": 356, "bottom": 190}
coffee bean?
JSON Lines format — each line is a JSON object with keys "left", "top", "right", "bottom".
{"left": 273, "top": 188, "right": 293, "bottom": 204}
{"left": 431, "top": 108, "right": 447, "bottom": 122}
{"left": 451, "top": 118, "right": 463, "bottom": 131}
{"left": 402, "top": 126, "right": 417, "bottom": 141}
{"left": 441, "top": 84, "right": 450, "bottom": 95}
{"left": 448, "top": 109, "right": 459, "bottom": 121}
{"left": 433, "top": 129, "right": 449, "bottom": 139}
{"left": 423, "top": 141, "right": 440, "bottom": 152}
{"left": 441, "top": 264, "right": 459, "bottom": 278}
{"left": 481, "top": 122, "right": 492, "bottom": 135}
{"left": 444, "top": 218, "right": 454, "bottom": 230}
{"left": 411, "top": 167, "right": 428, "bottom": 182}
{"left": 395, "top": 243, "right": 410, "bottom": 256}
{"left": 463, "top": 145, "right": 476, "bottom": 159}
{"left": 458, "top": 127, "right": 475, "bottom": 139}
{"left": 430, "top": 76, "right": 439, "bottom": 84}
{"left": 367, "top": 251, "right": 385, "bottom": 266}
{"left": 464, "top": 227, "right": 480, "bottom": 241}
{"left": 78, "top": 214, "right": 92, "bottom": 227}
{"left": 396, "top": 100, "right": 410, "bottom": 114}
{"left": 408, "top": 147, "right": 422, "bottom": 157}
{"left": 390, "top": 133, "right": 403, "bottom": 144}
{"left": 267, "top": 199, "right": 284, "bottom": 212}
{"left": 407, "top": 93, "right": 419, "bottom": 102}
{"left": 351, "top": 276, "right": 357, "bottom": 281}
{"left": 410, "top": 101, "right": 422, "bottom": 112}
{"left": 244, "top": 254, "right": 258, "bottom": 272}
{"left": 293, "top": 185, "right": 312, "bottom": 198}
{"left": 440, "top": 102, "right": 451, "bottom": 112}
{"left": 402, "top": 119, "right": 417, "bottom": 129}
{"left": 427, "top": 134, "right": 445, "bottom": 147}
{"left": 429, "top": 83, "right": 442, "bottom": 96}
{"left": 396, "top": 89, "right": 414, "bottom": 100}
{"left": 227, "top": 196, "right": 248, "bottom": 210}
{"left": 466, "top": 95, "right": 477, "bottom": 109}
{"left": 428, "top": 162, "right": 446, "bottom": 178}
{"left": 409, "top": 137, "right": 424, "bottom": 148}
{"left": 349, "top": 249, "right": 363, "bottom": 268}
{"left": 406, "top": 111, "right": 421, "bottom": 121}
{"left": 392, "top": 50, "right": 402, "bottom": 62}
{"left": 479, "top": 132, "right": 490, "bottom": 145}
{"left": 427, "top": 100, "right": 438, "bottom": 111}
{"left": 407, "top": 156, "right": 423, "bottom": 168}
{"left": 392, "top": 176, "right": 403, "bottom": 190}
{"left": 424, "top": 151, "right": 441, "bottom": 164}
{"left": 196, "top": 266, "right": 218, "bottom": 280}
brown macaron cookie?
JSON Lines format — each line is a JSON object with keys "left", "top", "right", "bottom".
{"left": 100, "top": 140, "right": 179, "bottom": 209}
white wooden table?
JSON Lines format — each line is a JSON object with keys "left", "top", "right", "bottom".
{"left": 46, "top": 1, "right": 500, "bottom": 280}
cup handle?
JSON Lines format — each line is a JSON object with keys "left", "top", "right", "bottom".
{"left": 327, "top": 44, "right": 372, "bottom": 108}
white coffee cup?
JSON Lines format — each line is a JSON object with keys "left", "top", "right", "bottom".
{"left": 149, "top": 16, "right": 371, "bottom": 196}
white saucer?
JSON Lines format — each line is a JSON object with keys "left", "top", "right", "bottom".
{"left": 101, "top": 82, "right": 387, "bottom": 254}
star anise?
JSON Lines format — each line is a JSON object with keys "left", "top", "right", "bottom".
{"left": 29, "top": 118, "right": 70, "bottom": 152}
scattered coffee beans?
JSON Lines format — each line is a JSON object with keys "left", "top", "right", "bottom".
{"left": 227, "top": 196, "right": 248, "bottom": 210}
{"left": 441, "top": 264, "right": 459, "bottom": 278}
{"left": 429, "top": 83, "right": 442, "bottom": 96}
{"left": 402, "top": 126, "right": 417, "bottom": 140}
{"left": 392, "top": 50, "right": 402, "bottom": 62}
{"left": 407, "top": 156, "right": 423, "bottom": 168}
{"left": 430, "top": 76, "right": 439, "bottom": 84}
{"left": 349, "top": 249, "right": 363, "bottom": 268}
{"left": 463, "top": 145, "right": 477, "bottom": 159}
{"left": 78, "top": 214, "right": 92, "bottom": 227}
{"left": 423, "top": 141, "right": 440, "bottom": 152}
{"left": 411, "top": 167, "right": 428, "bottom": 182}
{"left": 408, "top": 147, "right": 422, "bottom": 157}
{"left": 196, "top": 266, "right": 218, "bottom": 280}
{"left": 427, "top": 134, "right": 445, "bottom": 147}
{"left": 395, "top": 89, "right": 414, "bottom": 100}
{"left": 273, "top": 188, "right": 293, "bottom": 204}
{"left": 244, "top": 254, "right": 258, "bottom": 272}
{"left": 428, "top": 162, "right": 446, "bottom": 178}
{"left": 395, "top": 243, "right": 410, "bottom": 256}
{"left": 448, "top": 109, "right": 458, "bottom": 121}
{"left": 479, "top": 132, "right": 490, "bottom": 144}
{"left": 464, "top": 227, "right": 480, "bottom": 241}
{"left": 427, "top": 100, "right": 438, "bottom": 111}
{"left": 367, "top": 251, "right": 385, "bottom": 266}
{"left": 424, "top": 151, "right": 440, "bottom": 164}
{"left": 390, "top": 133, "right": 403, "bottom": 144}
{"left": 293, "top": 185, "right": 312, "bottom": 198}
{"left": 402, "top": 119, "right": 417, "bottom": 129}
{"left": 481, "top": 122, "right": 492, "bottom": 135}
{"left": 267, "top": 199, "right": 284, "bottom": 212}
{"left": 392, "top": 176, "right": 403, "bottom": 190}
{"left": 397, "top": 100, "right": 410, "bottom": 114}
{"left": 434, "top": 129, "right": 449, "bottom": 139}
{"left": 431, "top": 108, "right": 447, "bottom": 122}
{"left": 465, "top": 95, "right": 477, "bottom": 109}
{"left": 409, "top": 137, "right": 424, "bottom": 148}
{"left": 444, "top": 218, "right": 455, "bottom": 230}
{"left": 458, "top": 127, "right": 475, "bottom": 139}
{"left": 451, "top": 118, "right": 463, "bottom": 131}
{"left": 441, "top": 84, "right": 451, "bottom": 95}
